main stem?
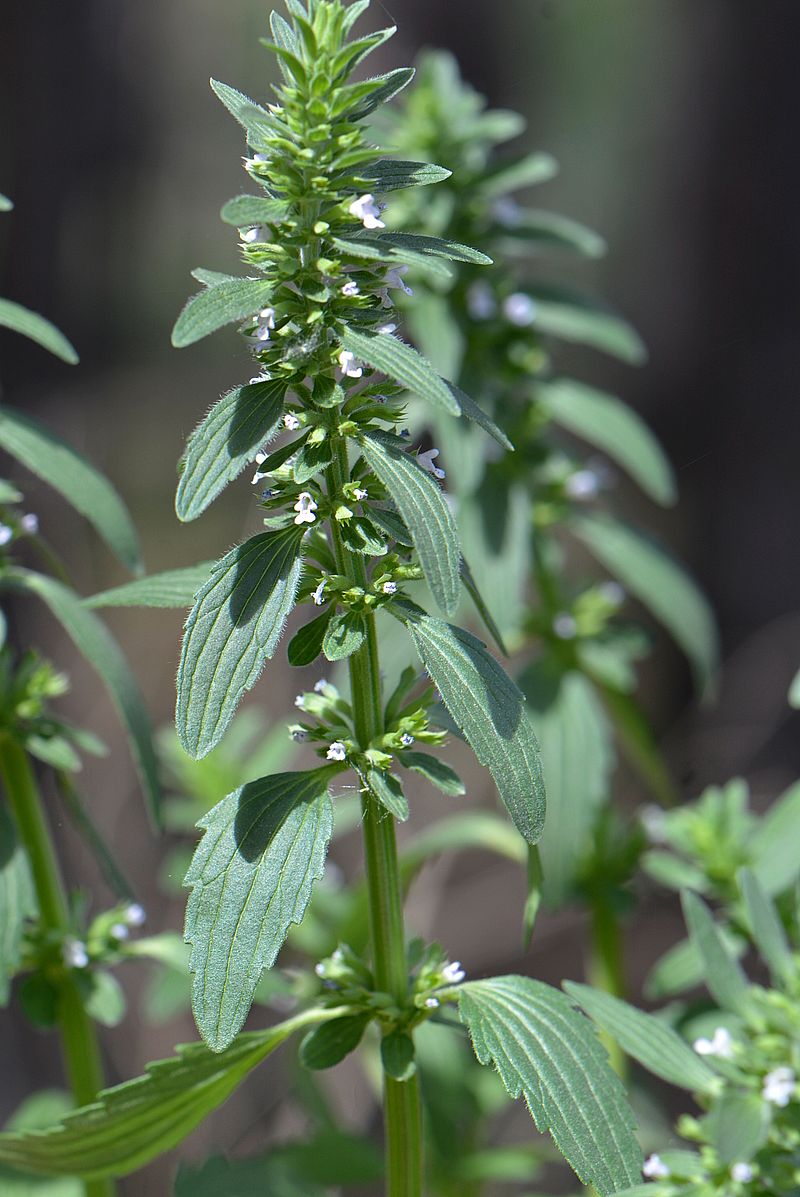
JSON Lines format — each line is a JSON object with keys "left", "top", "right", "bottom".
{"left": 326, "top": 441, "right": 423, "bottom": 1197}
{"left": 0, "top": 736, "right": 113, "bottom": 1197}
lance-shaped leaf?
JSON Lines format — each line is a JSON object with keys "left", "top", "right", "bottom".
{"left": 478, "top": 151, "right": 559, "bottom": 197}
{"left": 564, "top": 983, "right": 717, "bottom": 1093}
{"left": 523, "top": 285, "right": 647, "bottom": 364}
{"left": 0, "top": 1008, "right": 340, "bottom": 1180}
{"left": 84, "top": 562, "right": 214, "bottom": 609}
{"left": 339, "top": 327, "right": 459, "bottom": 416}
{"left": 360, "top": 432, "right": 460, "bottom": 616}
{"left": 446, "top": 382, "right": 513, "bottom": 451}
{"left": 0, "top": 570, "right": 161, "bottom": 826}
{"left": 210, "top": 79, "right": 273, "bottom": 145}
{"left": 0, "top": 407, "right": 142, "bottom": 573}
{"left": 378, "top": 232, "right": 492, "bottom": 265}
{"left": 682, "top": 891, "right": 749, "bottom": 1014}
{"left": 737, "top": 869, "right": 792, "bottom": 983}
{"left": 176, "top": 379, "right": 287, "bottom": 520}
{"left": 498, "top": 208, "right": 607, "bottom": 257}
{"left": 0, "top": 300, "right": 78, "bottom": 364}
{"left": 454, "top": 976, "right": 642, "bottom": 1194}
{"left": 460, "top": 556, "right": 508, "bottom": 655}
{"left": 750, "top": 780, "right": 800, "bottom": 895}
{"left": 521, "top": 664, "right": 614, "bottom": 905}
{"left": 220, "top": 194, "right": 288, "bottom": 227}
{"left": 332, "top": 236, "right": 453, "bottom": 282}
{"left": 538, "top": 378, "right": 676, "bottom": 506}
{"left": 176, "top": 528, "right": 305, "bottom": 758}
{"left": 396, "top": 605, "right": 545, "bottom": 844}
{"left": 0, "top": 804, "right": 35, "bottom": 1006}
{"left": 172, "top": 278, "right": 274, "bottom": 349}
{"left": 185, "top": 769, "right": 335, "bottom": 1051}
{"left": 572, "top": 514, "right": 718, "bottom": 693}
{"left": 346, "top": 67, "right": 415, "bottom": 120}
{"left": 398, "top": 750, "right": 465, "bottom": 796}
{"left": 358, "top": 159, "right": 451, "bottom": 192}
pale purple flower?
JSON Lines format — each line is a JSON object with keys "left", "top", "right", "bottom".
{"left": 348, "top": 193, "right": 385, "bottom": 230}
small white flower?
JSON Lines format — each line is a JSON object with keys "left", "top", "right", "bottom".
{"left": 283, "top": 412, "right": 300, "bottom": 430}
{"left": 642, "top": 1155, "right": 670, "bottom": 1180}
{"left": 417, "top": 448, "right": 445, "bottom": 480}
{"left": 400, "top": 732, "right": 414, "bottom": 746}
{"left": 503, "top": 292, "right": 537, "bottom": 326}
{"left": 377, "top": 322, "right": 398, "bottom": 335}
{"left": 313, "top": 679, "right": 327, "bottom": 693}
{"left": 693, "top": 1026, "right": 734, "bottom": 1060}
{"left": 110, "top": 923, "right": 129, "bottom": 941}
{"left": 245, "top": 152, "right": 269, "bottom": 168}
{"left": 312, "top": 579, "right": 327, "bottom": 606}
{"left": 640, "top": 804, "right": 668, "bottom": 844}
{"left": 252, "top": 450, "right": 269, "bottom": 484}
{"left": 62, "top": 938, "right": 89, "bottom": 969}
{"left": 124, "top": 902, "right": 146, "bottom": 928}
{"left": 565, "top": 469, "right": 601, "bottom": 501}
{"left": 467, "top": 281, "right": 497, "bottom": 321}
{"left": 293, "top": 491, "right": 318, "bottom": 525}
{"left": 382, "top": 581, "right": 398, "bottom": 595}
{"left": 240, "top": 225, "right": 268, "bottom": 244}
{"left": 314, "top": 961, "right": 326, "bottom": 977}
{"left": 249, "top": 372, "right": 271, "bottom": 384}
{"left": 731, "top": 1163, "right": 754, "bottom": 1183}
{"left": 341, "top": 280, "right": 360, "bottom": 297}
{"left": 763, "top": 1066, "right": 796, "bottom": 1107}
{"left": 442, "top": 961, "right": 466, "bottom": 984}
{"left": 348, "top": 193, "right": 385, "bottom": 230}
{"left": 338, "top": 350, "right": 364, "bottom": 379}
{"left": 424, "top": 997, "right": 440, "bottom": 1009}
{"left": 553, "top": 613, "right": 578, "bottom": 640}
{"left": 0, "top": 524, "right": 13, "bottom": 545}
{"left": 599, "top": 581, "right": 625, "bottom": 606}
{"left": 254, "top": 307, "right": 276, "bottom": 341}
{"left": 20, "top": 513, "right": 38, "bottom": 534}
{"left": 384, "top": 266, "right": 413, "bottom": 296}
{"left": 353, "top": 487, "right": 368, "bottom": 502}
{"left": 294, "top": 694, "right": 306, "bottom": 710}
{"left": 326, "top": 741, "right": 347, "bottom": 762}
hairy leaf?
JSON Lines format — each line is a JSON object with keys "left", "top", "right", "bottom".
{"left": 360, "top": 432, "right": 460, "bottom": 616}
{"left": 322, "top": 610, "right": 367, "bottom": 661}
{"left": 539, "top": 378, "right": 676, "bottom": 506}
{"left": 177, "top": 379, "right": 287, "bottom": 520}
{"left": 340, "top": 328, "right": 459, "bottom": 416}
{"left": 210, "top": 79, "right": 273, "bottom": 145}
{"left": 287, "top": 607, "right": 331, "bottom": 666}
{"left": 363, "top": 767, "right": 408, "bottom": 821}
{"left": 0, "top": 1009, "right": 338, "bottom": 1179}
{"left": 84, "top": 563, "right": 213, "bottom": 609}
{"left": 176, "top": 529, "right": 305, "bottom": 758}
{"left": 347, "top": 67, "right": 415, "bottom": 120}
{"left": 446, "top": 382, "right": 513, "bottom": 451}
{"left": 460, "top": 556, "right": 509, "bottom": 655}
{"left": 359, "top": 159, "right": 451, "bottom": 191}
{"left": 564, "top": 983, "right": 716, "bottom": 1093}
{"left": 378, "top": 232, "right": 491, "bottom": 265}
{"left": 172, "top": 278, "right": 274, "bottom": 349}
{"left": 0, "top": 407, "right": 142, "bottom": 572}
{"left": 397, "top": 606, "right": 545, "bottom": 844}
{"left": 220, "top": 194, "right": 288, "bottom": 227}
{"left": 0, "top": 300, "right": 78, "bottom": 364}
{"left": 0, "top": 804, "right": 35, "bottom": 1006}
{"left": 185, "top": 769, "right": 335, "bottom": 1050}
{"left": 455, "top": 976, "right": 642, "bottom": 1193}
{"left": 573, "top": 514, "right": 718, "bottom": 693}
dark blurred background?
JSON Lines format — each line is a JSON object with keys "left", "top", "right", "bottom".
{"left": 2, "top": 2, "right": 799, "bottom": 1192}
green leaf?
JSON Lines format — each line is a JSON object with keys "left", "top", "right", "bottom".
{"left": 478, "top": 152, "right": 559, "bottom": 198}
{"left": 564, "top": 983, "right": 716, "bottom": 1093}
{"left": 359, "top": 159, "right": 451, "bottom": 191}
{"left": 174, "top": 1154, "right": 316, "bottom": 1197}
{"left": 347, "top": 67, "right": 415, "bottom": 120}
{"left": 0, "top": 300, "right": 78, "bottom": 364}
{"left": 539, "top": 378, "right": 676, "bottom": 506}
{"left": 0, "top": 1093, "right": 82, "bottom": 1196}
{"left": 402, "top": 812, "right": 526, "bottom": 880}
{"left": 340, "top": 327, "right": 459, "bottom": 415}
{"left": 737, "top": 869, "right": 792, "bottom": 982}
{"left": 398, "top": 750, "right": 464, "bottom": 796}
{"left": 378, "top": 232, "right": 491, "bottom": 265}
{"left": 299, "top": 1013, "right": 371, "bottom": 1071}
{"left": 176, "top": 528, "right": 305, "bottom": 758}
{"left": 0, "top": 193, "right": 13, "bottom": 212}
{"left": 445, "top": 382, "right": 513, "bottom": 451}
{"left": 192, "top": 268, "right": 239, "bottom": 287}
{"left": 287, "top": 607, "right": 332, "bottom": 666}
{"left": 396, "top": 606, "right": 545, "bottom": 845}
{"left": 499, "top": 208, "right": 607, "bottom": 257}
{"left": 750, "top": 781, "right": 800, "bottom": 895}
{"left": 209, "top": 79, "right": 273, "bottom": 145}
{"left": 682, "top": 891, "right": 749, "bottom": 1014}
{"left": 0, "top": 803, "right": 35, "bottom": 1005}
{"left": 220, "top": 194, "right": 288, "bottom": 227}
{"left": 0, "top": 1008, "right": 338, "bottom": 1179}
{"left": 171, "top": 278, "right": 274, "bottom": 349}
{"left": 362, "top": 767, "right": 409, "bottom": 821}
{"left": 84, "top": 562, "right": 213, "bottom": 609}
{"left": 455, "top": 976, "right": 642, "bottom": 1193}
{"left": 331, "top": 235, "right": 453, "bottom": 282}
{"left": 460, "top": 556, "right": 509, "bottom": 655}
{"left": 572, "top": 515, "right": 718, "bottom": 693}
{"left": 0, "top": 407, "right": 142, "bottom": 573}
{"left": 322, "top": 610, "right": 367, "bottom": 661}
{"left": 520, "top": 665, "right": 613, "bottom": 905}
{"left": 706, "top": 1093, "right": 769, "bottom": 1165}
{"left": 360, "top": 432, "right": 460, "bottom": 616}
{"left": 0, "top": 570, "right": 161, "bottom": 826}
{"left": 523, "top": 285, "right": 646, "bottom": 364}
{"left": 79, "top": 971, "right": 126, "bottom": 1028}
{"left": 177, "top": 379, "right": 287, "bottom": 520}
{"left": 381, "top": 1030, "right": 416, "bottom": 1081}
{"left": 185, "top": 769, "right": 334, "bottom": 1051}
{"left": 642, "top": 851, "right": 709, "bottom": 893}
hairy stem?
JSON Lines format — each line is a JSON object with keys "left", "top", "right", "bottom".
{"left": 326, "top": 439, "right": 423, "bottom": 1197}
{"left": 0, "top": 736, "right": 113, "bottom": 1197}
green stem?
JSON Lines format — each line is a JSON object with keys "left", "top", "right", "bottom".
{"left": 325, "top": 440, "right": 423, "bottom": 1197}
{"left": 0, "top": 736, "right": 113, "bottom": 1197}
{"left": 587, "top": 892, "right": 626, "bottom": 1078}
